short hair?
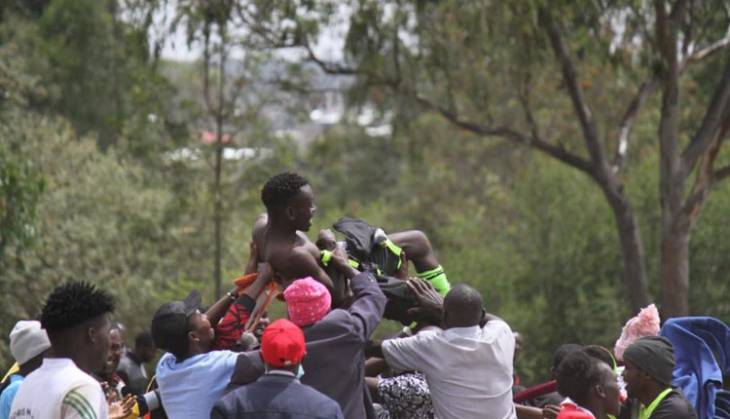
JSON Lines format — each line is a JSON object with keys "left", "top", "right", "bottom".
{"left": 40, "top": 282, "right": 114, "bottom": 334}
{"left": 552, "top": 343, "right": 583, "bottom": 371}
{"left": 443, "top": 284, "right": 483, "bottom": 327}
{"left": 261, "top": 172, "right": 309, "bottom": 210}
{"left": 584, "top": 344, "right": 616, "bottom": 370}
{"left": 135, "top": 331, "right": 154, "bottom": 348}
{"left": 556, "top": 349, "right": 603, "bottom": 405}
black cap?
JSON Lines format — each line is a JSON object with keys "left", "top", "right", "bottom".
{"left": 623, "top": 336, "right": 676, "bottom": 386}
{"left": 151, "top": 291, "right": 201, "bottom": 353}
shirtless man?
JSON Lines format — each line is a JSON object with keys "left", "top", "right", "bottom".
{"left": 252, "top": 172, "right": 354, "bottom": 305}
{"left": 253, "top": 172, "right": 451, "bottom": 305}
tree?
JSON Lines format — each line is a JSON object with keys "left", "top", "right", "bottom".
{"left": 262, "top": 0, "right": 730, "bottom": 316}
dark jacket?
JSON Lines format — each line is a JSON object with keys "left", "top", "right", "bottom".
{"left": 211, "top": 373, "right": 343, "bottom": 419}
{"left": 230, "top": 272, "right": 386, "bottom": 419}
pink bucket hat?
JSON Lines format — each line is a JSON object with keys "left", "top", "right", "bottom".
{"left": 614, "top": 303, "right": 661, "bottom": 361}
{"left": 284, "top": 277, "right": 331, "bottom": 327}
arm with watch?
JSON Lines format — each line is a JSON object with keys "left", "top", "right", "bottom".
{"left": 208, "top": 265, "right": 273, "bottom": 350}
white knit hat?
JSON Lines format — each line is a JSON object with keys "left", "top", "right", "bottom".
{"left": 10, "top": 320, "right": 51, "bottom": 365}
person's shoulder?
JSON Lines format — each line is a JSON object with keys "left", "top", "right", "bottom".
{"left": 653, "top": 390, "right": 697, "bottom": 419}
{"left": 156, "top": 352, "right": 176, "bottom": 372}
{"left": 0, "top": 378, "right": 22, "bottom": 401}
{"left": 483, "top": 318, "right": 511, "bottom": 331}
{"left": 288, "top": 243, "right": 320, "bottom": 264}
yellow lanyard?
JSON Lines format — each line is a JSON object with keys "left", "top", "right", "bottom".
{"left": 639, "top": 388, "right": 673, "bottom": 419}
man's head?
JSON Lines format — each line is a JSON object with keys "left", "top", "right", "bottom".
{"left": 556, "top": 349, "right": 621, "bottom": 416}
{"left": 40, "top": 282, "right": 115, "bottom": 374}
{"left": 261, "top": 172, "right": 315, "bottom": 231}
{"left": 133, "top": 331, "right": 157, "bottom": 363}
{"left": 9, "top": 320, "right": 51, "bottom": 369}
{"left": 151, "top": 290, "right": 214, "bottom": 361}
{"left": 442, "top": 284, "right": 483, "bottom": 329}
{"left": 103, "top": 323, "right": 125, "bottom": 376}
{"left": 261, "top": 319, "right": 306, "bottom": 373}
{"left": 284, "top": 277, "right": 331, "bottom": 327}
{"left": 621, "top": 336, "right": 675, "bottom": 400}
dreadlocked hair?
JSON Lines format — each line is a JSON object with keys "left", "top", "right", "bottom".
{"left": 261, "top": 172, "right": 309, "bottom": 210}
{"left": 556, "top": 349, "right": 603, "bottom": 405}
{"left": 41, "top": 282, "right": 115, "bottom": 333}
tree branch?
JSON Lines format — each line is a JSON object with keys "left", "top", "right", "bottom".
{"left": 541, "top": 9, "right": 606, "bottom": 168}
{"left": 613, "top": 80, "right": 657, "bottom": 171}
{"left": 303, "top": 40, "right": 358, "bottom": 76}
{"left": 681, "top": 33, "right": 730, "bottom": 70}
{"left": 414, "top": 95, "right": 595, "bottom": 176}
{"left": 680, "top": 56, "right": 730, "bottom": 175}
{"left": 683, "top": 137, "right": 721, "bottom": 222}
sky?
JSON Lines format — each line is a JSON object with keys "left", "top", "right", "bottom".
{"left": 154, "top": 0, "right": 351, "bottom": 63}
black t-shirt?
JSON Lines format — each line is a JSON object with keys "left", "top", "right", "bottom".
{"left": 650, "top": 389, "right": 697, "bottom": 419}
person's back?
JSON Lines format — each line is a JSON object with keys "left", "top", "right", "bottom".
{"left": 213, "top": 374, "right": 343, "bottom": 419}
{"left": 300, "top": 308, "right": 372, "bottom": 416}
{"left": 212, "top": 319, "right": 343, "bottom": 419}
{"left": 156, "top": 350, "right": 239, "bottom": 418}
{"left": 380, "top": 284, "right": 516, "bottom": 419}
{"left": 385, "top": 319, "right": 516, "bottom": 419}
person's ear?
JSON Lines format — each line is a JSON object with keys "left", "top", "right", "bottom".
{"left": 87, "top": 326, "right": 97, "bottom": 344}
{"left": 188, "top": 331, "right": 200, "bottom": 344}
{"left": 285, "top": 206, "right": 296, "bottom": 220}
{"left": 595, "top": 384, "right": 607, "bottom": 399}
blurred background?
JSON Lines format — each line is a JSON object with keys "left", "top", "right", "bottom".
{"left": 1, "top": 0, "right": 729, "bottom": 385}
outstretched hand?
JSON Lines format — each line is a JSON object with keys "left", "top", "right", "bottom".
{"left": 406, "top": 278, "right": 443, "bottom": 325}
{"left": 108, "top": 394, "right": 135, "bottom": 419}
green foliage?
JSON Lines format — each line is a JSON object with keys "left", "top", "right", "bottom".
{"left": 0, "top": 118, "right": 45, "bottom": 261}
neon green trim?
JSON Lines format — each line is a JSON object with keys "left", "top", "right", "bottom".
{"left": 320, "top": 250, "right": 333, "bottom": 267}
{"left": 639, "top": 388, "right": 673, "bottom": 419}
{"left": 416, "top": 266, "right": 451, "bottom": 296}
{"left": 348, "top": 259, "right": 360, "bottom": 268}
{"left": 382, "top": 239, "right": 402, "bottom": 269}
{"left": 416, "top": 265, "right": 443, "bottom": 279}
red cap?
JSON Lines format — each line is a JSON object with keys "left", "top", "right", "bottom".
{"left": 260, "top": 319, "right": 306, "bottom": 368}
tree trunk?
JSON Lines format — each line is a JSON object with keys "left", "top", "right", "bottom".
{"left": 213, "top": 139, "right": 223, "bottom": 299}
{"left": 599, "top": 181, "right": 652, "bottom": 313}
{"left": 660, "top": 216, "right": 690, "bottom": 318}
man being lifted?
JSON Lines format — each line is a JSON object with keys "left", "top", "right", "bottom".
{"left": 252, "top": 172, "right": 451, "bottom": 304}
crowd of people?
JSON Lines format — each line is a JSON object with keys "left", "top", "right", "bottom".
{"left": 0, "top": 172, "right": 709, "bottom": 419}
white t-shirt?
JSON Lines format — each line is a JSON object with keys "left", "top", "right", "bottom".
{"left": 156, "top": 350, "right": 239, "bottom": 419}
{"left": 383, "top": 320, "right": 517, "bottom": 419}
{"left": 9, "top": 358, "right": 108, "bottom": 419}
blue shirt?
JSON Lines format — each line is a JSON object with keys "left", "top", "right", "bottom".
{"left": 156, "top": 350, "right": 239, "bottom": 419}
{"left": 0, "top": 375, "right": 24, "bottom": 419}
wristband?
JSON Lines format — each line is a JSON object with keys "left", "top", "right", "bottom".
{"left": 320, "top": 249, "right": 333, "bottom": 267}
